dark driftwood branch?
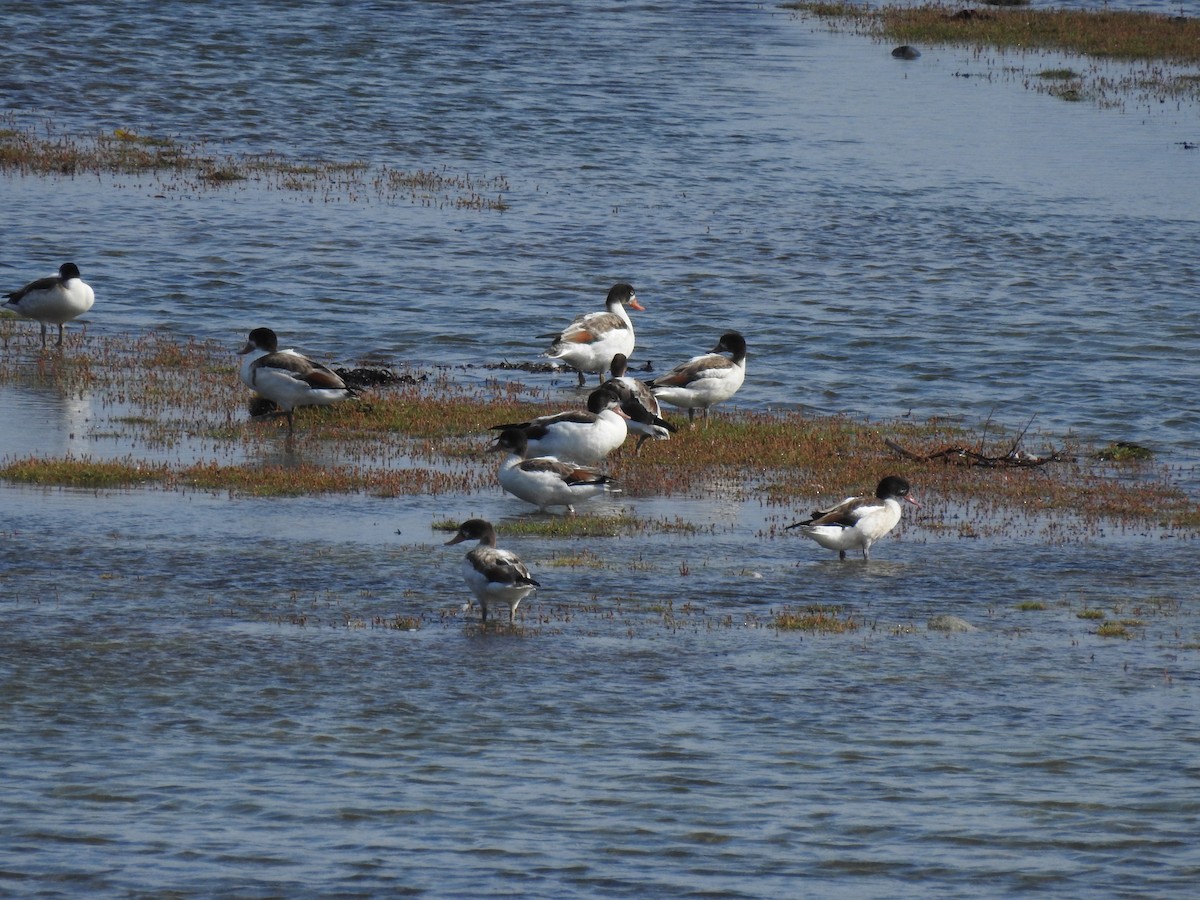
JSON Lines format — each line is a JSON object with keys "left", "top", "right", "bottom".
{"left": 884, "top": 437, "right": 1060, "bottom": 469}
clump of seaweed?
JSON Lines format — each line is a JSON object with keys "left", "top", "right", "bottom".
{"left": 1092, "top": 441, "right": 1154, "bottom": 462}
{"left": 0, "top": 117, "right": 510, "bottom": 212}
{"left": 773, "top": 604, "right": 861, "bottom": 633}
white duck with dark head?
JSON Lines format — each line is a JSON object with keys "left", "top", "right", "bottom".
{"left": 649, "top": 331, "right": 746, "bottom": 426}
{"left": 4, "top": 263, "right": 95, "bottom": 347}
{"left": 237, "top": 327, "right": 354, "bottom": 432}
{"left": 489, "top": 385, "right": 627, "bottom": 466}
{"left": 490, "top": 428, "right": 618, "bottom": 515}
{"left": 541, "top": 283, "right": 645, "bottom": 385}
{"left": 787, "top": 475, "right": 920, "bottom": 560}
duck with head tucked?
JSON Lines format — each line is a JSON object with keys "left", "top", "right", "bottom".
{"left": 489, "top": 428, "right": 619, "bottom": 515}
{"left": 4, "top": 262, "right": 95, "bottom": 348}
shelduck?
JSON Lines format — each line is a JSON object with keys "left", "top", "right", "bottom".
{"left": 489, "top": 385, "right": 627, "bottom": 466}
{"left": 786, "top": 475, "right": 920, "bottom": 560}
{"left": 490, "top": 428, "right": 618, "bottom": 514}
{"left": 445, "top": 518, "right": 540, "bottom": 623}
{"left": 237, "top": 327, "right": 353, "bottom": 432}
{"left": 541, "top": 283, "right": 644, "bottom": 385}
{"left": 649, "top": 331, "right": 746, "bottom": 425}
{"left": 3, "top": 263, "right": 95, "bottom": 347}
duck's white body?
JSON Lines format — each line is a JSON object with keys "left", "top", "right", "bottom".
{"left": 542, "top": 283, "right": 644, "bottom": 384}
{"left": 238, "top": 330, "right": 301, "bottom": 392}
{"left": 490, "top": 386, "right": 627, "bottom": 466}
{"left": 250, "top": 365, "right": 350, "bottom": 410}
{"left": 238, "top": 327, "right": 353, "bottom": 431}
{"left": 446, "top": 519, "right": 540, "bottom": 623}
{"left": 4, "top": 263, "right": 95, "bottom": 347}
{"left": 491, "top": 428, "right": 617, "bottom": 514}
{"left": 650, "top": 332, "right": 746, "bottom": 425}
{"left": 788, "top": 476, "right": 919, "bottom": 560}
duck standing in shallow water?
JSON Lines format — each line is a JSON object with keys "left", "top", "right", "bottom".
{"left": 604, "top": 353, "right": 675, "bottom": 452}
{"left": 445, "top": 518, "right": 541, "bottom": 624}
{"left": 3, "top": 263, "right": 95, "bottom": 348}
{"left": 787, "top": 475, "right": 920, "bottom": 560}
{"left": 649, "top": 331, "right": 746, "bottom": 426}
{"left": 490, "top": 428, "right": 618, "bottom": 515}
{"left": 541, "top": 283, "right": 644, "bottom": 385}
{"left": 237, "top": 327, "right": 354, "bottom": 432}
{"left": 489, "top": 384, "right": 628, "bottom": 466}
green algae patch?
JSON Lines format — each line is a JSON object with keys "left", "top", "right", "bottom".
{"left": 0, "top": 456, "right": 171, "bottom": 489}
{"left": 1038, "top": 68, "right": 1080, "bottom": 80}
{"left": 1093, "top": 441, "right": 1154, "bottom": 462}
{"left": 773, "top": 604, "right": 862, "bottom": 634}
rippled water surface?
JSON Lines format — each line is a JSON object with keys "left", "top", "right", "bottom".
{"left": 3, "top": 1, "right": 1199, "bottom": 896}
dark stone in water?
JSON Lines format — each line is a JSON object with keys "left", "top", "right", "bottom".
{"left": 248, "top": 396, "right": 279, "bottom": 417}
{"left": 892, "top": 46, "right": 921, "bottom": 61}
{"left": 928, "top": 615, "right": 978, "bottom": 633}
{"left": 478, "top": 360, "right": 561, "bottom": 374}
{"left": 335, "top": 366, "right": 426, "bottom": 389}
{"left": 949, "top": 9, "right": 992, "bottom": 20}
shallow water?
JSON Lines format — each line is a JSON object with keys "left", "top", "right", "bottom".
{"left": 3, "top": 1, "right": 1200, "bottom": 896}
{"left": 3, "top": 485, "right": 1199, "bottom": 897}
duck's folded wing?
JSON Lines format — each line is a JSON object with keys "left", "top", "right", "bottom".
{"left": 549, "top": 311, "right": 627, "bottom": 344}
{"left": 650, "top": 353, "right": 726, "bottom": 388}
{"left": 808, "top": 496, "right": 877, "bottom": 527}
{"left": 7, "top": 274, "right": 61, "bottom": 302}
{"left": 787, "top": 494, "right": 867, "bottom": 529}
{"left": 489, "top": 550, "right": 541, "bottom": 587}
{"left": 300, "top": 365, "right": 349, "bottom": 390}
{"left": 520, "top": 457, "right": 611, "bottom": 486}
{"left": 489, "top": 409, "right": 597, "bottom": 434}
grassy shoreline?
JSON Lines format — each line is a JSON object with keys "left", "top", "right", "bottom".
{"left": 1, "top": 330, "right": 1197, "bottom": 535}
{"left": 785, "top": 2, "right": 1200, "bottom": 106}
{"left": 784, "top": 2, "right": 1200, "bottom": 62}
